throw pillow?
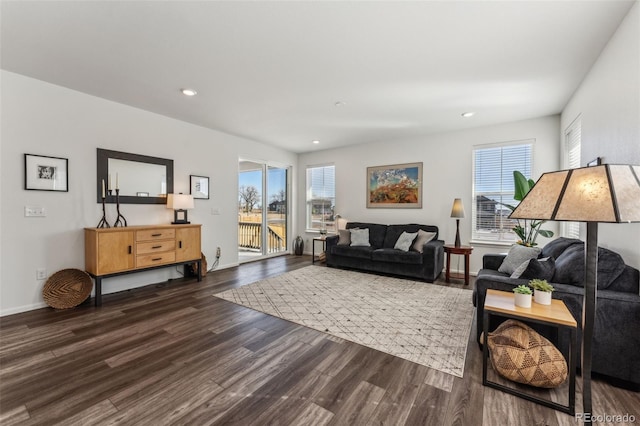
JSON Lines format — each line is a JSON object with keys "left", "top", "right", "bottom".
{"left": 487, "top": 319, "right": 568, "bottom": 388}
{"left": 337, "top": 229, "right": 351, "bottom": 246}
{"left": 350, "top": 228, "right": 371, "bottom": 247}
{"left": 498, "top": 244, "right": 542, "bottom": 275}
{"left": 411, "top": 229, "right": 437, "bottom": 253}
{"left": 394, "top": 231, "right": 418, "bottom": 252}
{"left": 510, "top": 257, "right": 555, "bottom": 281}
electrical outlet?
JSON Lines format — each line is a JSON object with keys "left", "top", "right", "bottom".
{"left": 36, "top": 268, "right": 47, "bottom": 280}
{"left": 216, "top": 247, "right": 221, "bottom": 258}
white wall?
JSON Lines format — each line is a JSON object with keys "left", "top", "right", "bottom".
{"left": 0, "top": 71, "right": 297, "bottom": 315}
{"left": 561, "top": 2, "right": 640, "bottom": 268}
{"left": 297, "top": 115, "right": 561, "bottom": 275}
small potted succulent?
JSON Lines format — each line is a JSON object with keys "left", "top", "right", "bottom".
{"left": 530, "top": 279, "right": 554, "bottom": 305}
{"left": 513, "top": 284, "right": 533, "bottom": 308}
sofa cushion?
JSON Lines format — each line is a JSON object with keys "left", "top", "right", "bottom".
{"left": 394, "top": 231, "right": 418, "bottom": 251}
{"left": 331, "top": 245, "right": 374, "bottom": 260}
{"left": 412, "top": 229, "right": 437, "bottom": 253}
{"left": 541, "top": 237, "right": 583, "bottom": 260}
{"left": 498, "top": 245, "right": 542, "bottom": 275}
{"left": 372, "top": 248, "right": 423, "bottom": 265}
{"left": 337, "top": 229, "right": 351, "bottom": 245}
{"left": 347, "top": 222, "right": 387, "bottom": 248}
{"left": 553, "top": 244, "right": 626, "bottom": 289}
{"left": 511, "top": 257, "right": 555, "bottom": 281}
{"left": 350, "top": 228, "right": 371, "bottom": 247}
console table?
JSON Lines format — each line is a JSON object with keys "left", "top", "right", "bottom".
{"left": 84, "top": 224, "right": 202, "bottom": 306}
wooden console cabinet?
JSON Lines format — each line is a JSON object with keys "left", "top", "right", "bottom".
{"left": 85, "top": 224, "right": 202, "bottom": 306}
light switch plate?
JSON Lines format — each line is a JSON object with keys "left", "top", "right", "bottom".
{"left": 25, "top": 206, "right": 46, "bottom": 217}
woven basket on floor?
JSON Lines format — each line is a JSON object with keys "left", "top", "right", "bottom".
{"left": 487, "top": 319, "right": 568, "bottom": 388}
{"left": 42, "top": 269, "right": 93, "bottom": 309}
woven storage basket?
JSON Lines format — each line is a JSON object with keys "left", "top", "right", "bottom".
{"left": 487, "top": 319, "right": 568, "bottom": 388}
{"left": 43, "top": 269, "right": 93, "bottom": 309}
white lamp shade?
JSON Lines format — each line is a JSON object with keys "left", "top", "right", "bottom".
{"left": 167, "top": 193, "right": 194, "bottom": 210}
{"left": 450, "top": 198, "right": 465, "bottom": 218}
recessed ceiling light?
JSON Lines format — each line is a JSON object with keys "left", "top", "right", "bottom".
{"left": 461, "top": 112, "right": 475, "bottom": 118}
{"left": 181, "top": 88, "right": 197, "bottom": 96}
{"left": 312, "top": 140, "right": 320, "bottom": 144}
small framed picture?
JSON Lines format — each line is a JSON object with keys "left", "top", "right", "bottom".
{"left": 24, "top": 154, "right": 68, "bottom": 192}
{"left": 190, "top": 175, "right": 209, "bottom": 199}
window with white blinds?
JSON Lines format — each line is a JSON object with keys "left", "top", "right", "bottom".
{"left": 306, "top": 165, "right": 336, "bottom": 232}
{"left": 472, "top": 141, "right": 533, "bottom": 243}
{"left": 562, "top": 117, "right": 581, "bottom": 239}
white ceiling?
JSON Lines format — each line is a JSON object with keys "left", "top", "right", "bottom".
{"left": 1, "top": 1, "right": 635, "bottom": 153}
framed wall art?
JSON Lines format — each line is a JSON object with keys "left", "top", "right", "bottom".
{"left": 190, "top": 175, "right": 210, "bottom": 199}
{"left": 24, "top": 154, "right": 69, "bottom": 192}
{"left": 367, "top": 162, "right": 422, "bottom": 208}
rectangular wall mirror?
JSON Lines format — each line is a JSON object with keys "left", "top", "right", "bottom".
{"left": 97, "top": 148, "right": 174, "bottom": 204}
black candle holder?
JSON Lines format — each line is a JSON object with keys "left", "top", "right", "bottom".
{"left": 113, "top": 189, "right": 128, "bottom": 227}
{"left": 97, "top": 195, "right": 110, "bottom": 228}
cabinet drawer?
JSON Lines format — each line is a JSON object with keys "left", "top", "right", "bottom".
{"left": 136, "top": 240, "right": 176, "bottom": 255}
{"left": 137, "top": 252, "right": 176, "bottom": 268}
{"left": 137, "top": 229, "right": 176, "bottom": 242}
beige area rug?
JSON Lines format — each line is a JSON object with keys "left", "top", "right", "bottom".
{"left": 214, "top": 266, "right": 475, "bottom": 378}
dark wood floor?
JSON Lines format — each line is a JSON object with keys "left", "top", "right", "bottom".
{"left": 1, "top": 256, "right": 638, "bottom": 425}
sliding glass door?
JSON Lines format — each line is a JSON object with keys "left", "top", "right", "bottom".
{"left": 238, "top": 160, "right": 289, "bottom": 262}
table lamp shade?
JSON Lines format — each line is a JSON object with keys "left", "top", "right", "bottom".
{"left": 510, "top": 164, "right": 640, "bottom": 223}
{"left": 167, "top": 193, "right": 195, "bottom": 210}
{"left": 450, "top": 198, "right": 465, "bottom": 218}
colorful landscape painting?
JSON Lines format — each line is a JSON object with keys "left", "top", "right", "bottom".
{"left": 367, "top": 162, "right": 422, "bottom": 208}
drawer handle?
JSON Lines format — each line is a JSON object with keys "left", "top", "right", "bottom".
{"left": 152, "top": 245, "right": 162, "bottom": 249}
{"left": 152, "top": 257, "right": 162, "bottom": 261}
{"left": 151, "top": 233, "right": 162, "bottom": 237}
{"left": 128, "top": 245, "right": 132, "bottom": 254}
{"left": 179, "top": 241, "right": 183, "bottom": 249}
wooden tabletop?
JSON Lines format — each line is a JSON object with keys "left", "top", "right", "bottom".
{"left": 484, "top": 289, "right": 577, "bottom": 328}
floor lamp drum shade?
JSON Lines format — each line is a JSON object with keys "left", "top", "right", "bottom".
{"left": 508, "top": 164, "right": 640, "bottom": 424}
{"left": 509, "top": 165, "right": 640, "bottom": 223}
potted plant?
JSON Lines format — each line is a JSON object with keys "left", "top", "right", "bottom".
{"left": 501, "top": 171, "right": 555, "bottom": 247}
{"left": 530, "top": 279, "right": 554, "bottom": 305}
{"left": 513, "top": 284, "right": 533, "bottom": 308}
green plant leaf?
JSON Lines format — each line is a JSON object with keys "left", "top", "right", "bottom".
{"left": 513, "top": 171, "right": 531, "bottom": 201}
{"left": 538, "top": 229, "right": 554, "bottom": 238}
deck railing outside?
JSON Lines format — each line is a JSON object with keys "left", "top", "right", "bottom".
{"left": 238, "top": 222, "right": 286, "bottom": 253}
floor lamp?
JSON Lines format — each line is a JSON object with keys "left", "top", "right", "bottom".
{"left": 508, "top": 164, "right": 640, "bottom": 424}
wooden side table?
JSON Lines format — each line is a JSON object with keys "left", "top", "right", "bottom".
{"left": 312, "top": 237, "right": 326, "bottom": 264}
{"left": 482, "top": 289, "right": 577, "bottom": 415}
{"left": 444, "top": 244, "right": 473, "bottom": 285}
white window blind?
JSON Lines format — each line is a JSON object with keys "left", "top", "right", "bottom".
{"left": 306, "top": 165, "right": 336, "bottom": 232}
{"left": 563, "top": 118, "right": 581, "bottom": 239}
{"left": 472, "top": 142, "right": 533, "bottom": 243}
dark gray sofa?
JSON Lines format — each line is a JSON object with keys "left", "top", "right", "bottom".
{"left": 473, "top": 237, "right": 640, "bottom": 390}
{"left": 325, "top": 222, "right": 444, "bottom": 282}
